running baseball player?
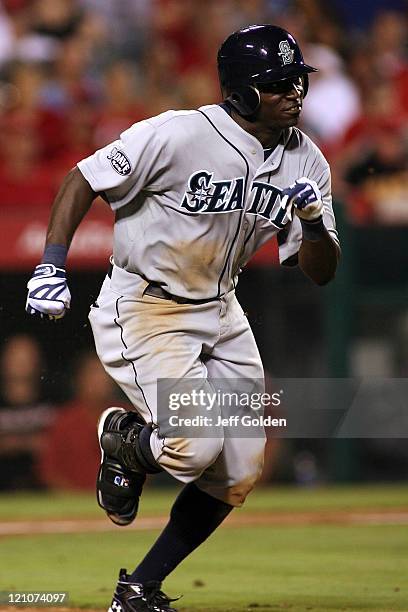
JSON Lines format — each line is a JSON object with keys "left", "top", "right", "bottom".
{"left": 26, "top": 25, "right": 340, "bottom": 612}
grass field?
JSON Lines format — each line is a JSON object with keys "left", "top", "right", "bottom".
{"left": 0, "top": 485, "right": 407, "bottom": 612}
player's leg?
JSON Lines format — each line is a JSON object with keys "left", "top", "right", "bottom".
{"left": 90, "top": 274, "right": 225, "bottom": 478}
{"left": 106, "top": 482, "right": 232, "bottom": 611}
{"left": 96, "top": 406, "right": 161, "bottom": 526}
{"left": 89, "top": 271, "right": 225, "bottom": 524}
{"left": 115, "top": 293, "right": 265, "bottom": 600}
{"left": 125, "top": 294, "right": 266, "bottom": 606}
{"left": 196, "top": 291, "right": 266, "bottom": 507}
{"left": 89, "top": 272, "right": 232, "bottom": 611}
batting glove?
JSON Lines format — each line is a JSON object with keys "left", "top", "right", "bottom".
{"left": 26, "top": 264, "right": 71, "bottom": 320}
{"left": 280, "top": 177, "right": 323, "bottom": 222}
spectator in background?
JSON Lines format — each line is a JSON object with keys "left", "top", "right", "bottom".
{"left": 332, "top": 74, "right": 408, "bottom": 222}
{"left": 300, "top": 44, "right": 361, "bottom": 149}
{"left": 0, "top": 0, "right": 407, "bottom": 223}
{"left": 0, "top": 119, "right": 58, "bottom": 209}
{"left": 93, "top": 60, "right": 147, "bottom": 148}
{"left": 332, "top": 0, "right": 407, "bottom": 32}
{"left": 369, "top": 10, "right": 408, "bottom": 116}
{"left": 30, "top": 0, "right": 83, "bottom": 40}
{"left": 42, "top": 34, "right": 101, "bottom": 112}
{"left": 0, "top": 60, "right": 64, "bottom": 208}
{"left": 141, "top": 36, "right": 185, "bottom": 115}
{"left": 370, "top": 10, "right": 407, "bottom": 79}
{"left": 152, "top": 1, "right": 207, "bottom": 76}
{"left": 39, "top": 351, "right": 122, "bottom": 490}
{"left": 178, "top": 69, "right": 218, "bottom": 111}
{"left": 0, "top": 61, "right": 64, "bottom": 158}
{"left": 52, "top": 101, "right": 95, "bottom": 179}
{"left": 327, "top": 8, "right": 408, "bottom": 221}
{"left": 344, "top": 121, "right": 408, "bottom": 224}
{"left": 79, "top": 0, "right": 152, "bottom": 62}
{"left": 0, "top": 334, "right": 55, "bottom": 490}
{"left": 0, "top": 0, "right": 64, "bottom": 68}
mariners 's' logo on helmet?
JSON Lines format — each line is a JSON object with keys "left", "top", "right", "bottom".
{"left": 278, "top": 40, "right": 294, "bottom": 66}
{"left": 107, "top": 147, "right": 132, "bottom": 176}
{"left": 180, "top": 170, "right": 244, "bottom": 214}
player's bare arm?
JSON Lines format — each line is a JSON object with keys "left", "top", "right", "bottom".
{"left": 45, "top": 167, "right": 97, "bottom": 248}
{"left": 270, "top": 174, "right": 340, "bottom": 285}
{"left": 298, "top": 225, "right": 340, "bottom": 285}
{"left": 25, "top": 168, "right": 97, "bottom": 319}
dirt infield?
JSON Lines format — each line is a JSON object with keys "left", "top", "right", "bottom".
{"left": 1, "top": 508, "right": 408, "bottom": 537}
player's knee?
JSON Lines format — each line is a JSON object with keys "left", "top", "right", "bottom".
{"left": 223, "top": 471, "right": 261, "bottom": 507}
{"left": 161, "top": 436, "right": 224, "bottom": 478}
{"left": 217, "top": 452, "right": 265, "bottom": 507}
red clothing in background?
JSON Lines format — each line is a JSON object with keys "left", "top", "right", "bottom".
{"left": 0, "top": 163, "right": 58, "bottom": 209}
{"left": 38, "top": 401, "right": 103, "bottom": 490}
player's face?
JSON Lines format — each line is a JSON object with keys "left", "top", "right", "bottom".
{"left": 256, "top": 76, "right": 304, "bottom": 129}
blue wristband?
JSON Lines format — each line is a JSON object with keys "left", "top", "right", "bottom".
{"left": 300, "top": 216, "right": 325, "bottom": 241}
{"left": 41, "top": 244, "right": 68, "bottom": 268}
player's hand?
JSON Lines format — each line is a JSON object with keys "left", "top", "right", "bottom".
{"left": 280, "top": 177, "right": 323, "bottom": 222}
{"left": 26, "top": 264, "right": 71, "bottom": 320}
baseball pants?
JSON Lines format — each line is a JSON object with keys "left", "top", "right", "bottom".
{"left": 89, "top": 264, "right": 266, "bottom": 506}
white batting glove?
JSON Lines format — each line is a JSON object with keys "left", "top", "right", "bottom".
{"left": 280, "top": 177, "right": 323, "bottom": 222}
{"left": 26, "top": 264, "right": 71, "bottom": 320}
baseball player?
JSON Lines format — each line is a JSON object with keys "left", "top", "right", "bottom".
{"left": 26, "top": 25, "right": 340, "bottom": 612}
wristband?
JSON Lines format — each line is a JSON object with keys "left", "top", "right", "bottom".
{"left": 41, "top": 244, "right": 68, "bottom": 268}
{"left": 300, "top": 216, "right": 325, "bottom": 241}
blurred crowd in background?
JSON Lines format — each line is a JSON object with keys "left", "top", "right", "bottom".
{"left": 0, "top": 0, "right": 407, "bottom": 222}
{"left": 2, "top": 0, "right": 408, "bottom": 492}
{"left": 0, "top": 334, "right": 115, "bottom": 490}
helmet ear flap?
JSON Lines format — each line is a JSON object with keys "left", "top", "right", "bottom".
{"left": 225, "top": 85, "right": 260, "bottom": 117}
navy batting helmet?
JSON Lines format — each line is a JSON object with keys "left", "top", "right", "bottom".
{"left": 217, "top": 24, "right": 318, "bottom": 117}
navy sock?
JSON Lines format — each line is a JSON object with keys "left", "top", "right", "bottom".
{"left": 129, "top": 483, "right": 233, "bottom": 583}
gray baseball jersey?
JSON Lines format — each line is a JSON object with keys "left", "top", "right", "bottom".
{"left": 82, "top": 104, "right": 339, "bottom": 506}
{"left": 78, "top": 103, "right": 338, "bottom": 300}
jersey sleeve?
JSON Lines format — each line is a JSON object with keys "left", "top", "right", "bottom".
{"left": 278, "top": 161, "right": 340, "bottom": 266}
{"left": 77, "top": 120, "right": 167, "bottom": 210}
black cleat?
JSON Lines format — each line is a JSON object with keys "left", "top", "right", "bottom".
{"left": 97, "top": 407, "right": 148, "bottom": 526}
{"left": 108, "top": 568, "right": 178, "bottom": 612}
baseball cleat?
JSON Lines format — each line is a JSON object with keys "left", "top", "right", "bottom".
{"left": 97, "top": 407, "right": 148, "bottom": 526}
{"left": 108, "top": 568, "right": 178, "bottom": 612}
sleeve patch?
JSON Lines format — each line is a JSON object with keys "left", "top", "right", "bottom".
{"left": 107, "top": 147, "right": 132, "bottom": 176}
